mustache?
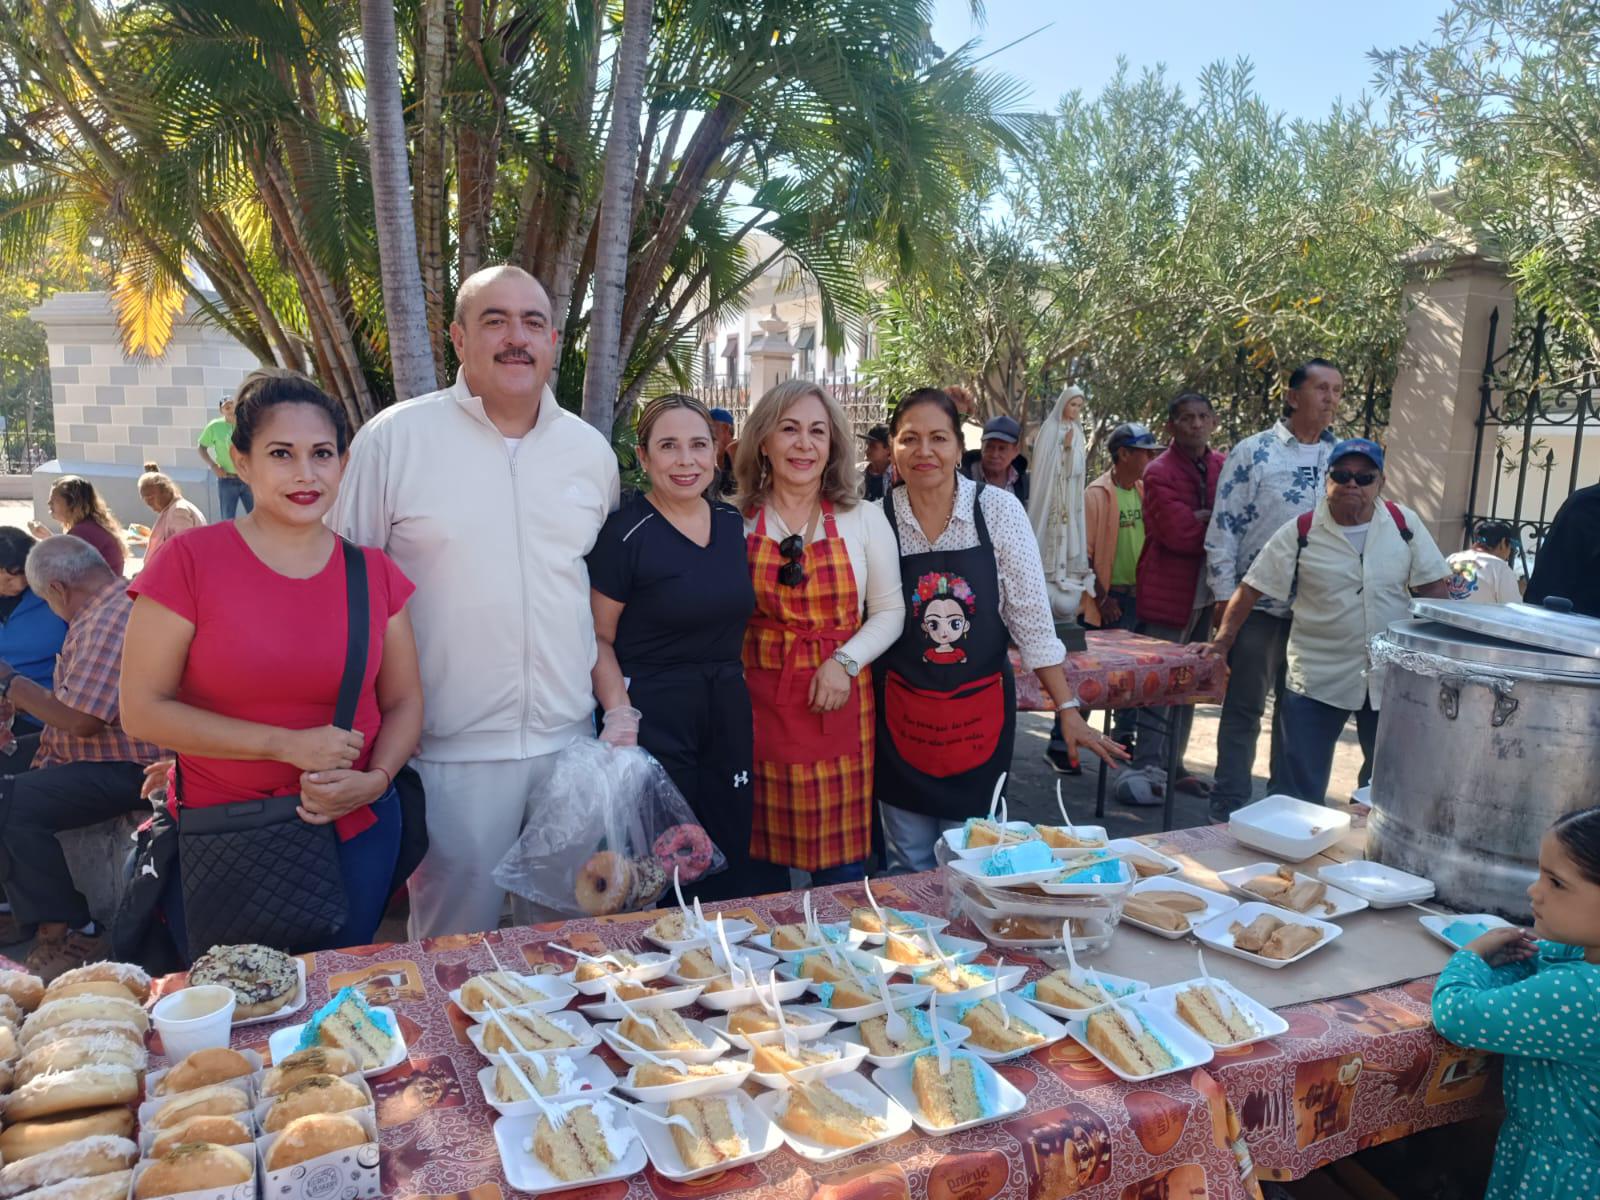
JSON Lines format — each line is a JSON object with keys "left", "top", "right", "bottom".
{"left": 494, "top": 350, "right": 535, "bottom": 363}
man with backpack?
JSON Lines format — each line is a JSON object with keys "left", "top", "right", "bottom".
{"left": 1204, "top": 439, "right": 1451, "bottom": 806}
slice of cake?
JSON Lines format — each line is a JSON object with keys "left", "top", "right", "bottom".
{"left": 771, "top": 924, "right": 837, "bottom": 951}
{"left": 1053, "top": 859, "right": 1129, "bottom": 887}
{"left": 1173, "top": 984, "right": 1258, "bottom": 1045}
{"left": 799, "top": 954, "right": 855, "bottom": 984}
{"left": 601, "top": 979, "right": 659, "bottom": 1002}
{"left": 778, "top": 1081, "right": 884, "bottom": 1148}
{"left": 484, "top": 1009, "right": 579, "bottom": 1054}
{"left": 980, "top": 839, "right": 1055, "bottom": 878}
{"left": 1034, "top": 824, "right": 1107, "bottom": 850}
{"left": 494, "top": 1055, "right": 586, "bottom": 1101}
{"left": 752, "top": 1041, "right": 839, "bottom": 1074}
{"left": 911, "top": 1050, "right": 997, "bottom": 1127}
{"left": 858, "top": 1007, "right": 934, "bottom": 1056}
{"left": 461, "top": 972, "right": 546, "bottom": 1013}
{"left": 913, "top": 963, "right": 994, "bottom": 994}
{"left": 725, "top": 1007, "right": 781, "bottom": 1037}
{"left": 850, "top": 906, "right": 917, "bottom": 935}
{"left": 963, "top": 818, "right": 1027, "bottom": 849}
{"left": 676, "top": 949, "right": 722, "bottom": 980}
{"left": 528, "top": 1103, "right": 630, "bottom": 1181}
{"left": 884, "top": 935, "right": 939, "bottom": 966}
{"left": 632, "top": 1061, "right": 735, "bottom": 1087}
{"left": 816, "top": 982, "right": 874, "bottom": 1011}
{"left": 620, "top": 1010, "right": 701, "bottom": 1052}
{"left": 573, "top": 951, "right": 639, "bottom": 984}
{"left": 651, "top": 912, "right": 697, "bottom": 942}
{"left": 1032, "top": 969, "right": 1108, "bottom": 1011}
{"left": 959, "top": 999, "right": 1044, "bottom": 1052}
{"left": 667, "top": 1097, "right": 746, "bottom": 1170}
{"left": 1084, "top": 1009, "right": 1177, "bottom": 1076}
{"left": 297, "top": 986, "right": 396, "bottom": 1069}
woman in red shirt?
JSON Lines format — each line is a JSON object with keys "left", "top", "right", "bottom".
{"left": 121, "top": 368, "right": 422, "bottom": 954}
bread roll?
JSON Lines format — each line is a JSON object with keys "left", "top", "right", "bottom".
{"left": 0, "top": 1107, "right": 135, "bottom": 1161}
{"left": 263, "top": 1074, "right": 368, "bottom": 1132}
{"left": 39, "top": 982, "right": 139, "bottom": 1005}
{"left": 20, "top": 997, "right": 148, "bottom": 1046}
{"left": 134, "top": 1143, "right": 252, "bottom": 1199}
{"left": 154, "top": 1047, "right": 255, "bottom": 1096}
{"left": 0, "top": 1133, "right": 136, "bottom": 1197}
{"left": 0, "top": 994, "right": 22, "bottom": 1027}
{"left": 262, "top": 1046, "right": 358, "bottom": 1096}
{"left": 17, "top": 1019, "right": 142, "bottom": 1055}
{"left": 43, "top": 963, "right": 151, "bottom": 1005}
{"left": 4, "top": 1064, "right": 139, "bottom": 1121}
{"left": 0, "top": 1018, "right": 16, "bottom": 1063}
{"left": 149, "top": 1115, "right": 253, "bottom": 1159}
{"left": 147, "top": 1082, "right": 251, "bottom": 1130}
{"left": 15, "top": 1035, "right": 147, "bottom": 1088}
{"left": 19, "top": 1170, "right": 133, "bottom": 1200}
{"left": 0, "top": 970, "right": 44, "bottom": 1013}
{"left": 266, "top": 1112, "right": 369, "bottom": 1171}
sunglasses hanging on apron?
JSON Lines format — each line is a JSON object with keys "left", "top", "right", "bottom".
{"left": 876, "top": 483, "right": 1016, "bottom": 820}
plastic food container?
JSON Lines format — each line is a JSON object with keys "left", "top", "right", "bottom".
{"left": 1228, "top": 795, "right": 1351, "bottom": 861}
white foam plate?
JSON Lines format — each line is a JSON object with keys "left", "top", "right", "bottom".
{"left": 1193, "top": 902, "right": 1343, "bottom": 969}
{"left": 807, "top": 982, "right": 934, "bottom": 1023}
{"left": 939, "top": 820, "right": 1040, "bottom": 860}
{"left": 746, "top": 925, "right": 852, "bottom": 961}
{"left": 777, "top": 948, "right": 899, "bottom": 984}
{"left": 1229, "top": 794, "right": 1351, "bottom": 861}
{"left": 267, "top": 1004, "right": 407, "bottom": 1077}
{"left": 947, "top": 855, "right": 1064, "bottom": 889}
{"left": 907, "top": 962, "right": 1027, "bottom": 1004}
{"left": 1105, "top": 838, "right": 1184, "bottom": 878}
{"left": 668, "top": 946, "right": 780, "bottom": 987}
{"left": 703, "top": 1006, "right": 837, "bottom": 1049}
{"left": 1033, "top": 825, "right": 1112, "bottom": 859}
{"left": 451, "top": 973, "right": 580, "bottom": 1021}
{"left": 644, "top": 917, "right": 757, "bottom": 953}
{"left": 1122, "top": 878, "right": 1239, "bottom": 938}
{"left": 754, "top": 1072, "right": 914, "bottom": 1163}
{"left": 743, "top": 1037, "right": 870, "bottom": 1088}
{"left": 1215, "top": 862, "right": 1369, "bottom": 919}
{"left": 832, "top": 1016, "right": 973, "bottom": 1069}
{"left": 1017, "top": 969, "right": 1150, "bottom": 1020}
{"left": 1418, "top": 912, "right": 1515, "bottom": 951}
{"left": 1035, "top": 857, "right": 1137, "bottom": 897}
{"left": 953, "top": 993, "right": 1068, "bottom": 1063}
{"left": 872, "top": 1052, "right": 1027, "bottom": 1135}
{"left": 1065, "top": 1005, "right": 1214, "bottom": 1082}
{"left": 871, "top": 933, "right": 986, "bottom": 974}
{"left": 615, "top": 1058, "right": 753, "bottom": 1102}
{"left": 692, "top": 975, "right": 813, "bottom": 1013}
{"left": 596, "top": 1017, "right": 727, "bottom": 1065}
{"left": 476, "top": 1056, "right": 618, "bottom": 1117}
{"left": 578, "top": 983, "right": 707, "bottom": 1021}
{"left": 558, "top": 952, "right": 677, "bottom": 996}
{"left": 630, "top": 1089, "right": 784, "bottom": 1182}
{"left": 1132, "top": 979, "right": 1288, "bottom": 1050}
{"left": 847, "top": 912, "right": 950, "bottom": 946}
{"left": 465, "top": 1011, "right": 600, "bottom": 1062}
{"left": 231, "top": 956, "right": 308, "bottom": 1028}
{"left": 1317, "top": 860, "right": 1436, "bottom": 907}
{"left": 492, "top": 1105, "right": 645, "bottom": 1196}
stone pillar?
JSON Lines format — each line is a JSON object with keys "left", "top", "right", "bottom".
{"left": 26, "top": 291, "right": 262, "bottom": 524}
{"left": 1382, "top": 223, "right": 1516, "bottom": 552}
{"left": 746, "top": 307, "right": 796, "bottom": 399}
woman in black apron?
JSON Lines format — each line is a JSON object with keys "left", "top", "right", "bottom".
{"left": 875, "top": 389, "right": 1129, "bottom": 873}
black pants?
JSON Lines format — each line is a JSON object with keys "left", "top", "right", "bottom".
{"left": 0, "top": 760, "right": 147, "bottom": 927}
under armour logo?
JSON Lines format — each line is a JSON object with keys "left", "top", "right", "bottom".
{"left": 732, "top": 771, "right": 749, "bottom": 788}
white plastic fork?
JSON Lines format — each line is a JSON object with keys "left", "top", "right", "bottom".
{"left": 985, "top": 772, "right": 1008, "bottom": 822}
{"left": 551, "top": 943, "right": 623, "bottom": 968}
{"left": 611, "top": 1096, "right": 697, "bottom": 1135}
{"left": 1060, "top": 919, "right": 1108, "bottom": 1005}
{"left": 608, "top": 984, "right": 662, "bottom": 1038}
{"left": 767, "top": 969, "right": 801, "bottom": 1055}
{"left": 870, "top": 964, "right": 908, "bottom": 1042}
{"left": 930, "top": 990, "right": 952, "bottom": 1076}
{"left": 715, "top": 914, "right": 751, "bottom": 992}
{"left": 611, "top": 1031, "right": 693, "bottom": 1077}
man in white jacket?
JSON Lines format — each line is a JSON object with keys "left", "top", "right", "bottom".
{"left": 329, "top": 265, "right": 620, "bottom": 938}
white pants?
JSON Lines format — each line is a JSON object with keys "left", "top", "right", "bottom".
{"left": 407, "top": 754, "right": 563, "bottom": 940}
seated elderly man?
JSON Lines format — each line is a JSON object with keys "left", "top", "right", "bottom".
{"left": 1206, "top": 439, "right": 1451, "bottom": 806}
{"left": 0, "top": 535, "right": 159, "bottom": 978}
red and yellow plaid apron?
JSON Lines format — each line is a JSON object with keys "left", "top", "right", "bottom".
{"left": 743, "top": 503, "right": 875, "bottom": 871}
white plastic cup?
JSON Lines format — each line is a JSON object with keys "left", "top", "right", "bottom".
{"left": 152, "top": 984, "right": 236, "bottom": 1059}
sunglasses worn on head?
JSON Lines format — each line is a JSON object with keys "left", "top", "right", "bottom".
{"left": 1330, "top": 469, "right": 1378, "bottom": 486}
{"left": 778, "top": 533, "right": 807, "bottom": 587}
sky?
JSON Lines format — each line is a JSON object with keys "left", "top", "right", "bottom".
{"left": 930, "top": 0, "right": 1452, "bottom": 122}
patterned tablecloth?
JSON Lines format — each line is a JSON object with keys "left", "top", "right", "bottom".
{"left": 147, "top": 826, "right": 1499, "bottom": 1200}
{"left": 1012, "top": 630, "right": 1226, "bottom": 712}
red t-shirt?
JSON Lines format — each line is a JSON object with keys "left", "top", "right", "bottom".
{"left": 128, "top": 523, "right": 414, "bottom": 839}
{"left": 69, "top": 520, "right": 125, "bottom": 577}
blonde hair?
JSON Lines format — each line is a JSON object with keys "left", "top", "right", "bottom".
{"left": 733, "top": 380, "right": 859, "bottom": 514}
{"left": 49, "top": 476, "right": 124, "bottom": 542}
{"left": 636, "top": 393, "right": 715, "bottom": 452}
{"left": 137, "top": 462, "right": 179, "bottom": 507}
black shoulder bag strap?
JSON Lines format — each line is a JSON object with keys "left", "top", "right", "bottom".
{"left": 333, "top": 538, "right": 370, "bottom": 730}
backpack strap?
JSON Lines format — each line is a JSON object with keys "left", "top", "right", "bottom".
{"left": 1384, "top": 500, "right": 1412, "bottom": 542}
{"left": 1292, "top": 502, "right": 1413, "bottom": 599}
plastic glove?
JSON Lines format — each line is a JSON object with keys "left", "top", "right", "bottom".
{"left": 599, "top": 706, "right": 642, "bottom": 748}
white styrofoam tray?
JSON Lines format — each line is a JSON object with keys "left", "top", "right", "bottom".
{"left": 1065, "top": 1005, "right": 1214, "bottom": 1082}
{"left": 1122, "top": 878, "right": 1239, "bottom": 939}
{"left": 492, "top": 1104, "right": 645, "bottom": 1196}
{"left": 1418, "top": 912, "right": 1515, "bottom": 951}
{"left": 872, "top": 1052, "right": 1027, "bottom": 1135}
{"left": 1317, "top": 860, "right": 1435, "bottom": 907}
{"left": 1215, "top": 862, "right": 1369, "bottom": 919}
{"left": 753, "top": 1072, "right": 913, "bottom": 1163}
{"left": 1131, "top": 978, "right": 1288, "bottom": 1050}
{"left": 1228, "top": 794, "right": 1351, "bottom": 861}
{"left": 630, "top": 1089, "right": 784, "bottom": 1182}
{"left": 1192, "top": 902, "right": 1343, "bottom": 969}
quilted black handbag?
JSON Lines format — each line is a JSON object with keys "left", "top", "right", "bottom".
{"left": 175, "top": 538, "right": 369, "bottom": 959}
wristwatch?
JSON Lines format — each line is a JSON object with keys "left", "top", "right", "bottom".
{"left": 832, "top": 650, "right": 860, "bottom": 677}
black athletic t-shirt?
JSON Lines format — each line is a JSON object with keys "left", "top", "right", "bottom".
{"left": 586, "top": 494, "right": 754, "bottom": 669}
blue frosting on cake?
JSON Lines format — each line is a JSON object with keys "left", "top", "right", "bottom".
{"left": 1057, "top": 859, "right": 1130, "bottom": 885}
{"left": 296, "top": 985, "right": 395, "bottom": 1053}
{"left": 913, "top": 962, "right": 994, "bottom": 988}
{"left": 1017, "top": 982, "right": 1037, "bottom": 1001}
{"left": 813, "top": 982, "right": 837, "bottom": 1007}
{"left": 912, "top": 1049, "right": 996, "bottom": 1117}
{"left": 981, "top": 839, "right": 1054, "bottom": 877}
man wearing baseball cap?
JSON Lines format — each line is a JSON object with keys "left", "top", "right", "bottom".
{"left": 709, "top": 407, "right": 737, "bottom": 496}
{"left": 960, "top": 415, "right": 1030, "bottom": 503}
{"left": 1447, "top": 519, "right": 1523, "bottom": 604}
{"left": 858, "top": 424, "right": 893, "bottom": 502}
{"left": 1206, "top": 438, "right": 1451, "bottom": 805}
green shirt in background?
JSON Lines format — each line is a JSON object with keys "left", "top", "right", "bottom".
{"left": 198, "top": 418, "right": 238, "bottom": 475}
{"left": 1111, "top": 484, "right": 1144, "bottom": 588}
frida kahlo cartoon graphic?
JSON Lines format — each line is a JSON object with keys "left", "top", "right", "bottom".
{"left": 912, "top": 571, "right": 977, "bottom": 665}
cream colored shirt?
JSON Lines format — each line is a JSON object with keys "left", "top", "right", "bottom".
{"left": 1244, "top": 498, "right": 1449, "bottom": 711}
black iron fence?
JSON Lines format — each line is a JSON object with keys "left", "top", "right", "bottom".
{"left": 692, "top": 372, "right": 889, "bottom": 443}
{"left": 1465, "top": 307, "right": 1596, "bottom": 560}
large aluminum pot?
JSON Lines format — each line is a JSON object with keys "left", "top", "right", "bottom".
{"left": 1367, "top": 601, "right": 1600, "bottom": 921}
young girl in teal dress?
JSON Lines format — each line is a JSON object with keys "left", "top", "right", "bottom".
{"left": 1431, "top": 806, "right": 1600, "bottom": 1199}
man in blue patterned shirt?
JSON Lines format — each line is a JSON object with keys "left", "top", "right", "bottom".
{"left": 1201, "top": 359, "right": 1341, "bottom": 821}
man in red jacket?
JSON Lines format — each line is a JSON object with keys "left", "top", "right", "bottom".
{"left": 1116, "top": 392, "right": 1225, "bottom": 807}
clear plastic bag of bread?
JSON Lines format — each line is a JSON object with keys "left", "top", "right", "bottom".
{"left": 492, "top": 739, "right": 727, "bottom": 917}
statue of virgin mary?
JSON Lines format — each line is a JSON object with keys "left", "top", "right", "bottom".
{"left": 1027, "top": 384, "right": 1094, "bottom": 620}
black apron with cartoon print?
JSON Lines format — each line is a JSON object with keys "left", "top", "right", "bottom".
{"left": 875, "top": 483, "right": 1017, "bottom": 821}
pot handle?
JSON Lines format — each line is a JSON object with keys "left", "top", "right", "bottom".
{"left": 1489, "top": 679, "right": 1520, "bottom": 727}
{"left": 1438, "top": 675, "right": 1462, "bottom": 720}
{"left": 1436, "top": 674, "right": 1519, "bottom": 726}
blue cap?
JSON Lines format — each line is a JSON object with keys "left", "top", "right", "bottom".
{"left": 1108, "top": 422, "right": 1159, "bottom": 453}
{"left": 1331, "top": 437, "right": 1384, "bottom": 469}
{"left": 709, "top": 407, "right": 735, "bottom": 426}
{"left": 981, "top": 415, "right": 1021, "bottom": 444}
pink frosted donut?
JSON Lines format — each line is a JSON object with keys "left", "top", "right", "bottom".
{"left": 653, "top": 824, "right": 714, "bottom": 880}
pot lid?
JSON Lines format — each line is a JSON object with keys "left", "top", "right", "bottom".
{"left": 1384, "top": 619, "right": 1600, "bottom": 679}
{"left": 1408, "top": 599, "right": 1600, "bottom": 660}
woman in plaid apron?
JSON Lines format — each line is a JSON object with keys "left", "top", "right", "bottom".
{"left": 736, "top": 382, "right": 905, "bottom": 884}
